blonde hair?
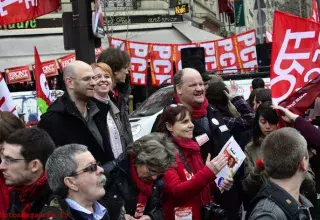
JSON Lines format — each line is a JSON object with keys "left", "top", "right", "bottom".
{"left": 91, "top": 62, "right": 113, "bottom": 78}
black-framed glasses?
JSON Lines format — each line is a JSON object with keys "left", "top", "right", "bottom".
{"left": 71, "top": 161, "right": 101, "bottom": 176}
{"left": 0, "top": 156, "right": 27, "bottom": 165}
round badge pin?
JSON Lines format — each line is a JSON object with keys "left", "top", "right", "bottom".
{"left": 211, "top": 118, "right": 219, "bottom": 125}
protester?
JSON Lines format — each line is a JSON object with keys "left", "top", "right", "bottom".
{"left": 38, "top": 60, "right": 115, "bottom": 167}
{"left": 243, "top": 102, "right": 316, "bottom": 209}
{"left": 0, "top": 112, "right": 25, "bottom": 219}
{"left": 102, "top": 133, "right": 175, "bottom": 220}
{"left": 247, "top": 128, "right": 313, "bottom": 220}
{"left": 206, "top": 80, "right": 255, "bottom": 143}
{"left": 251, "top": 78, "right": 265, "bottom": 90}
{"left": 0, "top": 127, "right": 55, "bottom": 219}
{"left": 157, "top": 105, "right": 233, "bottom": 220}
{"left": 247, "top": 89, "right": 258, "bottom": 109}
{"left": 253, "top": 88, "right": 272, "bottom": 111}
{"left": 97, "top": 48, "right": 133, "bottom": 145}
{"left": 91, "top": 62, "right": 127, "bottom": 158}
{"left": 39, "top": 144, "right": 109, "bottom": 220}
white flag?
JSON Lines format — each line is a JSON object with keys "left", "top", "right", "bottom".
{"left": 0, "top": 74, "right": 17, "bottom": 115}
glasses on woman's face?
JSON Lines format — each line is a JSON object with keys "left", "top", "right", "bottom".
{"left": 71, "top": 161, "right": 101, "bottom": 176}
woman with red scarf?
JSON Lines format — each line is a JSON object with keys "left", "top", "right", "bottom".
{"left": 102, "top": 133, "right": 176, "bottom": 220}
{"left": 157, "top": 105, "right": 234, "bottom": 220}
{"left": 0, "top": 112, "right": 24, "bottom": 219}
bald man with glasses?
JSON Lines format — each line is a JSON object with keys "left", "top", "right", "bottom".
{"left": 38, "top": 61, "right": 115, "bottom": 168}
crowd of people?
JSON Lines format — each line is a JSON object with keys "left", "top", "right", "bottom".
{"left": 0, "top": 47, "right": 320, "bottom": 220}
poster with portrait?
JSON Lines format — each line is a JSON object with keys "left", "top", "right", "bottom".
{"left": 92, "top": 0, "right": 105, "bottom": 38}
{"left": 215, "top": 136, "right": 246, "bottom": 192}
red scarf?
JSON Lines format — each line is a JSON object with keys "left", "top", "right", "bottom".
{"left": 0, "top": 174, "right": 9, "bottom": 220}
{"left": 130, "top": 155, "right": 153, "bottom": 218}
{"left": 8, "top": 172, "right": 47, "bottom": 220}
{"left": 171, "top": 136, "right": 212, "bottom": 205}
{"left": 174, "top": 93, "right": 208, "bottom": 119}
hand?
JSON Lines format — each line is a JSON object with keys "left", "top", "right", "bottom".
{"left": 272, "top": 105, "right": 298, "bottom": 123}
{"left": 125, "top": 214, "right": 135, "bottom": 220}
{"left": 206, "top": 153, "right": 228, "bottom": 175}
{"left": 224, "top": 80, "right": 239, "bottom": 100}
{"left": 138, "top": 215, "right": 151, "bottom": 220}
{"left": 221, "top": 177, "right": 233, "bottom": 191}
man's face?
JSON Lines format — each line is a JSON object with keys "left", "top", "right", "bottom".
{"left": 71, "top": 152, "right": 106, "bottom": 202}
{"left": 176, "top": 70, "right": 205, "bottom": 107}
{"left": 0, "top": 143, "right": 33, "bottom": 186}
{"left": 70, "top": 65, "right": 97, "bottom": 100}
{"left": 114, "top": 65, "right": 130, "bottom": 84}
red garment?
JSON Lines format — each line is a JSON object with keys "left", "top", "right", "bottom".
{"left": 113, "top": 88, "right": 119, "bottom": 102}
{"left": 8, "top": 172, "right": 47, "bottom": 220}
{"left": 162, "top": 137, "right": 217, "bottom": 220}
{"left": 0, "top": 174, "right": 9, "bottom": 220}
{"left": 130, "top": 155, "right": 153, "bottom": 218}
{"left": 174, "top": 94, "right": 208, "bottom": 119}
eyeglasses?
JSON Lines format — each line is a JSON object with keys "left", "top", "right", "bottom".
{"left": 69, "top": 76, "right": 98, "bottom": 82}
{"left": 71, "top": 161, "right": 101, "bottom": 176}
{"left": 0, "top": 156, "right": 27, "bottom": 165}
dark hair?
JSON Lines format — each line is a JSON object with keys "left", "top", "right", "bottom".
{"left": 252, "top": 101, "right": 279, "bottom": 146}
{"left": 97, "top": 47, "right": 130, "bottom": 73}
{"left": 206, "top": 81, "right": 233, "bottom": 117}
{"left": 247, "top": 89, "right": 258, "bottom": 108}
{"left": 252, "top": 78, "right": 265, "bottom": 89}
{"left": 0, "top": 112, "right": 24, "bottom": 143}
{"left": 156, "top": 105, "right": 190, "bottom": 135}
{"left": 6, "top": 127, "right": 56, "bottom": 167}
{"left": 255, "top": 88, "right": 272, "bottom": 104}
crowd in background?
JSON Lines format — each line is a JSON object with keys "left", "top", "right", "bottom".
{"left": 0, "top": 47, "right": 320, "bottom": 220}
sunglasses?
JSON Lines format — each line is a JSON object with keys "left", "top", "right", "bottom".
{"left": 71, "top": 161, "right": 101, "bottom": 176}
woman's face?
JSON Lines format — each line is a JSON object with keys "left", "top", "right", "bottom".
{"left": 114, "top": 65, "right": 130, "bottom": 83}
{"left": 93, "top": 67, "right": 113, "bottom": 96}
{"left": 167, "top": 112, "right": 194, "bottom": 140}
{"left": 258, "top": 116, "right": 277, "bottom": 137}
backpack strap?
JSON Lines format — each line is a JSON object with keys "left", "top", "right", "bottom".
{"left": 174, "top": 143, "right": 193, "bottom": 175}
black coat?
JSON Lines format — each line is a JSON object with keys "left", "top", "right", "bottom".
{"left": 38, "top": 197, "right": 110, "bottom": 220}
{"left": 7, "top": 185, "right": 52, "bottom": 220}
{"left": 101, "top": 156, "right": 163, "bottom": 220}
{"left": 38, "top": 93, "right": 114, "bottom": 165}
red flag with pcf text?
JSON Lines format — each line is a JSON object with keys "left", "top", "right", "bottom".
{"left": 216, "top": 36, "right": 240, "bottom": 73}
{"left": 270, "top": 11, "right": 320, "bottom": 104}
{"left": 127, "top": 41, "right": 149, "bottom": 86}
{"left": 0, "top": 0, "right": 60, "bottom": 25}
{"left": 174, "top": 44, "right": 197, "bottom": 71}
{"left": 236, "top": 30, "right": 258, "bottom": 71}
{"left": 198, "top": 41, "right": 218, "bottom": 71}
{"left": 150, "top": 44, "right": 174, "bottom": 86}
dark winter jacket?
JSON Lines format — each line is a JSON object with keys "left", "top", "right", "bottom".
{"left": 101, "top": 156, "right": 163, "bottom": 220}
{"left": 109, "top": 82, "right": 133, "bottom": 146}
{"left": 6, "top": 185, "right": 52, "bottom": 220}
{"left": 38, "top": 93, "right": 114, "bottom": 165}
{"left": 295, "top": 116, "right": 320, "bottom": 148}
{"left": 38, "top": 196, "right": 110, "bottom": 220}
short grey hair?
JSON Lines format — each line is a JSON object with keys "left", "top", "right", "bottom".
{"left": 46, "top": 144, "right": 88, "bottom": 198}
{"left": 127, "top": 133, "right": 176, "bottom": 173}
{"left": 261, "top": 127, "right": 308, "bottom": 179}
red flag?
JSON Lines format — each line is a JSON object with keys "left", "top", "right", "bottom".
{"left": 311, "top": 0, "right": 319, "bottom": 23}
{"left": 0, "top": 0, "right": 60, "bottom": 25}
{"left": 270, "top": 11, "right": 320, "bottom": 104}
{"left": 34, "top": 46, "right": 51, "bottom": 113}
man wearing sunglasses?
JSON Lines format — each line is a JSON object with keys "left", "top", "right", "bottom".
{"left": 40, "top": 144, "right": 109, "bottom": 220}
{"left": 38, "top": 61, "right": 115, "bottom": 168}
{"left": 101, "top": 133, "right": 175, "bottom": 220}
{"left": 0, "top": 127, "right": 56, "bottom": 219}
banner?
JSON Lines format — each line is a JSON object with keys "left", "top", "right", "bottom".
{"left": 234, "top": 0, "right": 245, "bottom": 27}
{"left": 280, "top": 74, "right": 320, "bottom": 116}
{"left": 270, "top": 11, "right": 320, "bottom": 103}
{"left": 5, "top": 65, "right": 32, "bottom": 84}
{"left": 0, "top": 0, "right": 60, "bottom": 25}
{"left": 173, "top": 44, "right": 197, "bottom": 71}
{"left": 127, "top": 41, "right": 149, "bottom": 86}
{"left": 150, "top": 44, "right": 174, "bottom": 86}
{"left": 92, "top": 0, "right": 105, "bottom": 38}
{"left": 216, "top": 37, "right": 240, "bottom": 73}
{"left": 57, "top": 53, "right": 76, "bottom": 71}
{"left": 311, "top": 0, "right": 319, "bottom": 23}
{"left": 109, "top": 37, "right": 127, "bottom": 51}
{"left": 34, "top": 47, "right": 51, "bottom": 113}
{"left": 236, "top": 30, "right": 258, "bottom": 71}
{"left": 32, "top": 59, "right": 58, "bottom": 78}
{"left": 198, "top": 41, "right": 218, "bottom": 71}
{"left": 0, "top": 73, "right": 17, "bottom": 114}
